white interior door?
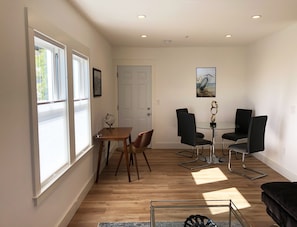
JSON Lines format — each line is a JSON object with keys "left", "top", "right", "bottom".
{"left": 117, "top": 65, "right": 152, "bottom": 140}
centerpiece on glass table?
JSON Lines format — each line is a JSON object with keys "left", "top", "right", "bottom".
{"left": 210, "top": 100, "right": 218, "bottom": 127}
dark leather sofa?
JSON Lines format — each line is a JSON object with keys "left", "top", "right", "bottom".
{"left": 261, "top": 182, "right": 297, "bottom": 227}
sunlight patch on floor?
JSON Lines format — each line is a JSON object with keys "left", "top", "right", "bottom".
{"left": 191, "top": 167, "right": 228, "bottom": 185}
{"left": 203, "top": 187, "right": 251, "bottom": 214}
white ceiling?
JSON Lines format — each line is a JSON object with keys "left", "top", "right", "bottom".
{"left": 69, "top": 0, "right": 297, "bottom": 47}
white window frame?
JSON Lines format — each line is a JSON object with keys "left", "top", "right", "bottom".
{"left": 72, "top": 51, "right": 92, "bottom": 157}
{"left": 26, "top": 11, "right": 93, "bottom": 205}
{"left": 34, "top": 33, "right": 70, "bottom": 187}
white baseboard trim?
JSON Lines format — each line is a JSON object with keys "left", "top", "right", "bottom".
{"left": 58, "top": 174, "right": 95, "bottom": 227}
{"left": 58, "top": 143, "right": 119, "bottom": 226}
{"left": 253, "top": 153, "right": 297, "bottom": 181}
{"left": 153, "top": 142, "right": 225, "bottom": 150}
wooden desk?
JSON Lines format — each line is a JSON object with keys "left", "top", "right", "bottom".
{"left": 95, "top": 127, "right": 132, "bottom": 183}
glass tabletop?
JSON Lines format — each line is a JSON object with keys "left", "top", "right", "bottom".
{"left": 150, "top": 199, "right": 250, "bottom": 227}
{"left": 197, "top": 122, "right": 234, "bottom": 130}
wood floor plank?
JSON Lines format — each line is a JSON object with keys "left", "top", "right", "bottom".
{"left": 67, "top": 149, "right": 287, "bottom": 227}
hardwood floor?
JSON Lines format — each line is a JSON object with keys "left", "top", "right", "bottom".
{"left": 67, "top": 149, "right": 287, "bottom": 227}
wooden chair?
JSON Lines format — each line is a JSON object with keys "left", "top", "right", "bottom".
{"left": 115, "top": 129, "right": 154, "bottom": 180}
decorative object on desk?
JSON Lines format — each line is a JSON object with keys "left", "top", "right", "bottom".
{"left": 184, "top": 214, "right": 217, "bottom": 227}
{"left": 104, "top": 113, "right": 115, "bottom": 128}
{"left": 210, "top": 100, "right": 218, "bottom": 127}
{"left": 196, "top": 67, "right": 216, "bottom": 97}
{"left": 93, "top": 68, "right": 102, "bottom": 97}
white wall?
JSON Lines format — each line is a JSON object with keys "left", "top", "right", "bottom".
{"left": 247, "top": 22, "right": 297, "bottom": 181}
{"left": 0, "top": 0, "right": 115, "bottom": 226}
{"left": 113, "top": 46, "right": 250, "bottom": 148}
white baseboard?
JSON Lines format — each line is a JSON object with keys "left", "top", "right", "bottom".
{"left": 59, "top": 143, "right": 119, "bottom": 226}
{"left": 153, "top": 142, "right": 224, "bottom": 150}
{"left": 57, "top": 174, "right": 95, "bottom": 227}
{"left": 253, "top": 152, "right": 297, "bottom": 181}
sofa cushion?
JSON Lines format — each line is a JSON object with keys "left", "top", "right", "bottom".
{"left": 261, "top": 182, "right": 297, "bottom": 220}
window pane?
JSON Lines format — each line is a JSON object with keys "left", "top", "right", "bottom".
{"left": 72, "top": 54, "right": 91, "bottom": 155}
{"left": 37, "top": 102, "right": 68, "bottom": 182}
{"left": 34, "top": 36, "right": 69, "bottom": 183}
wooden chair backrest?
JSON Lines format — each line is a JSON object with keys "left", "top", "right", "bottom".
{"left": 132, "top": 129, "right": 154, "bottom": 153}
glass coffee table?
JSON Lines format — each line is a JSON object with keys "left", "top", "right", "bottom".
{"left": 150, "top": 200, "right": 250, "bottom": 227}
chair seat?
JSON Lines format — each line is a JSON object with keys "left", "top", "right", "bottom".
{"left": 221, "top": 109, "right": 252, "bottom": 153}
{"left": 196, "top": 132, "right": 204, "bottom": 138}
{"left": 228, "top": 143, "right": 248, "bottom": 154}
{"left": 222, "top": 132, "right": 247, "bottom": 141}
{"left": 196, "top": 138, "right": 212, "bottom": 146}
{"left": 116, "top": 144, "right": 137, "bottom": 153}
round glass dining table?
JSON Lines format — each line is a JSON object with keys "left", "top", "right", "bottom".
{"left": 197, "top": 122, "right": 234, "bottom": 164}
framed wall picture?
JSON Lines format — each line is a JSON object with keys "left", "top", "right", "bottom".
{"left": 196, "top": 67, "right": 216, "bottom": 97}
{"left": 93, "top": 68, "right": 102, "bottom": 97}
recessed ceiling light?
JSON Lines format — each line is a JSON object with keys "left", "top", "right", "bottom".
{"left": 141, "top": 34, "right": 147, "bottom": 38}
{"left": 138, "top": 15, "right": 146, "bottom": 19}
{"left": 225, "top": 34, "right": 232, "bottom": 38}
{"left": 252, "top": 15, "right": 262, "bottom": 19}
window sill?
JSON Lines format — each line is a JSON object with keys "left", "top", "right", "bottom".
{"left": 33, "top": 145, "right": 94, "bottom": 206}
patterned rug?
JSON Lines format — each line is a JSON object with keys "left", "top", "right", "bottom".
{"left": 98, "top": 221, "right": 242, "bottom": 227}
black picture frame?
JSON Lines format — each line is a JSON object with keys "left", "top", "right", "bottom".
{"left": 93, "top": 68, "right": 102, "bottom": 97}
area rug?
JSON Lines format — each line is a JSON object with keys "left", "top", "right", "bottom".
{"left": 98, "top": 221, "right": 242, "bottom": 227}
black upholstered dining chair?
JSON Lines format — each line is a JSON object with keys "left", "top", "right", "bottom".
{"left": 179, "top": 112, "right": 212, "bottom": 170}
{"left": 228, "top": 115, "right": 268, "bottom": 180}
{"left": 176, "top": 108, "right": 204, "bottom": 157}
{"left": 222, "top": 108, "right": 252, "bottom": 154}
{"left": 115, "top": 129, "right": 154, "bottom": 180}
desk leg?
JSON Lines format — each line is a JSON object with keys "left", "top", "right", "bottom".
{"left": 96, "top": 141, "right": 104, "bottom": 183}
{"left": 106, "top": 141, "right": 111, "bottom": 165}
{"left": 123, "top": 138, "right": 131, "bottom": 182}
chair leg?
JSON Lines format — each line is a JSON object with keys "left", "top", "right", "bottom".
{"left": 228, "top": 150, "right": 267, "bottom": 180}
{"left": 240, "top": 154, "right": 267, "bottom": 180}
{"left": 222, "top": 139, "right": 228, "bottom": 156}
{"left": 179, "top": 146, "right": 210, "bottom": 170}
{"left": 143, "top": 152, "right": 151, "bottom": 171}
{"left": 224, "top": 140, "right": 241, "bottom": 159}
{"left": 176, "top": 147, "right": 204, "bottom": 158}
{"left": 129, "top": 153, "right": 134, "bottom": 166}
{"left": 133, "top": 153, "right": 140, "bottom": 180}
{"left": 115, "top": 152, "right": 124, "bottom": 176}
{"left": 228, "top": 149, "right": 233, "bottom": 172}
{"left": 223, "top": 139, "right": 239, "bottom": 157}
{"left": 176, "top": 149, "right": 195, "bottom": 158}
